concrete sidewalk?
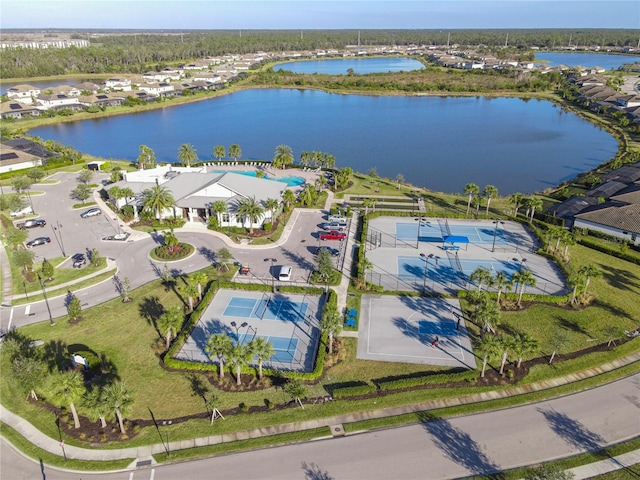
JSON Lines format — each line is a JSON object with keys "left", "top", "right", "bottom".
{"left": 1, "top": 350, "right": 639, "bottom": 465}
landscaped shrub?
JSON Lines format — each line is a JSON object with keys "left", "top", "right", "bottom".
{"left": 377, "top": 369, "right": 478, "bottom": 390}
{"left": 152, "top": 242, "right": 194, "bottom": 260}
{"left": 332, "top": 383, "right": 377, "bottom": 399}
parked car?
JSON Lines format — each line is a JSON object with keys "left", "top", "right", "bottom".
{"left": 10, "top": 206, "right": 34, "bottom": 218}
{"left": 317, "top": 246, "right": 340, "bottom": 257}
{"left": 278, "top": 265, "right": 293, "bottom": 281}
{"left": 327, "top": 214, "right": 347, "bottom": 223}
{"left": 72, "top": 253, "right": 87, "bottom": 268}
{"left": 321, "top": 222, "right": 347, "bottom": 231}
{"left": 320, "top": 230, "right": 346, "bottom": 241}
{"left": 17, "top": 219, "right": 46, "bottom": 229}
{"left": 26, "top": 237, "right": 51, "bottom": 248}
{"left": 80, "top": 207, "right": 102, "bottom": 218}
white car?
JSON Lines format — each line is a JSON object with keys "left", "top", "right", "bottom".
{"left": 327, "top": 214, "right": 347, "bottom": 223}
{"left": 278, "top": 265, "right": 292, "bottom": 281}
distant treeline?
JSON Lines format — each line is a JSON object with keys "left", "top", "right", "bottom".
{"left": 1, "top": 29, "right": 638, "bottom": 79}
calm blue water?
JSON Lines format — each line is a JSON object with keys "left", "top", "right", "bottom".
{"left": 274, "top": 57, "right": 424, "bottom": 74}
{"left": 535, "top": 52, "right": 640, "bottom": 70}
{"left": 32, "top": 88, "right": 617, "bottom": 195}
{"left": 212, "top": 169, "right": 305, "bottom": 187}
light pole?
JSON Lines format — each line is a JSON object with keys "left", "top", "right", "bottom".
{"left": 513, "top": 257, "right": 527, "bottom": 271}
{"left": 415, "top": 217, "right": 428, "bottom": 248}
{"left": 52, "top": 221, "right": 66, "bottom": 256}
{"left": 491, "top": 220, "right": 505, "bottom": 253}
{"left": 230, "top": 321, "right": 248, "bottom": 345}
{"left": 419, "top": 253, "right": 434, "bottom": 294}
{"left": 38, "top": 274, "right": 54, "bottom": 326}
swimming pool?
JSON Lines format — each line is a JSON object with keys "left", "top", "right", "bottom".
{"left": 212, "top": 170, "right": 305, "bottom": 187}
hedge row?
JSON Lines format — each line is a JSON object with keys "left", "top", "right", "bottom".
{"left": 578, "top": 237, "right": 640, "bottom": 265}
{"left": 377, "top": 369, "right": 478, "bottom": 391}
{"left": 332, "top": 383, "right": 377, "bottom": 399}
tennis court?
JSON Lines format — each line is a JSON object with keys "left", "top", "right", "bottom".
{"left": 457, "top": 258, "right": 522, "bottom": 277}
{"left": 396, "top": 222, "right": 444, "bottom": 243}
{"left": 223, "top": 295, "right": 309, "bottom": 322}
{"left": 175, "top": 289, "right": 323, "bottom": 373}
{"left": 447, "top": 224, "right": 508, "bottom": 245}
{"left": 396, "top": 220, "right": 509, "bottom": 246}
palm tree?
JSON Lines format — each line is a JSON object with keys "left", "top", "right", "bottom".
{"left": 264, "top": 198, "right": 280, "bottom": 222}
{"left": 235, "top": 196, "right": 265, "bottom": 234}
{"left": 469, "top": 267, "right": 493, "bottom": 292}
{"left": 360, "top": 257, "right": 374, "bottom": 287}
{"left": 141, "top": 184, "right": 176, "bottom": 220}
{"left": 494, "top": 272, "right": 513, "bottom": 304}
{"left": 468, "top": 291, "right": 500, "bottom": 334}
{"left": 561, "top": 231, "right": 577, "bottom": 260}
{"left": 299, "top": 184, "right": 317, "bottom": 207}
{"left": 48, "top": 370, "right": 85, "bottom": 429}
{"left": 283, "top": 378, "right": 308, "bottom": 409}
{"left": 463, "top": 183, "right": 479, "bottom": 215}
{"left": 227, "top": 342, "right": 253, "bottom": 386}
{"left": 177, "top": 143, "right": 198, "bottom": 167}
{"left": 192, "top": 272, "right": 209, "bottom": 300}
{"left": 321, "top": 304, "right": 343, "bottom": 355}
{"left": 108, "top": 186, "right": 123, "bottom": 208}
{"left": 215, "top": 247, "right": 233, "bottom": 271}
{"left": 578, "top": 264, "right": 601, "bottom": 295}
{"left": 498, "top": 335, "right": 512, "bottom": 375}
{"left": 483, "top": 185, "right": 499, "bottom": 215}
{"left": 526, "top": 196, "right": 543, "bottom": 221}
{"left": 282, "top": 189, "right": 296, "bottom": 210}
{"left": 213, "top": 145, "right": 226, "bottom": 162}
{"left": 395, "top": 173, "right": 405, "bottom": 189}
{"left": 323, "top": 153, "right": 336, "bottom": 170}
{"left": 251, "top": 337, "right": 274, "bottom": 380}
{"left": 476, "top": 334, "right": 503, "bottom": 378}
{"left": 567, "top": 272, "right": 585, "bottom": 304}
{"left": 362, "top": 197, "right": 377, "bottom": 215}
{"left": 513, "top": 269, "right": 536, "bottom": 306}
{"left": 180, "top": 281, "right": 199, "bottom": 311}
{"left": 205, "top": 392, "right": 221, "bottom": 425}
{"left": 137, "top": 145, "right": 156, "bottom": 170}
{"left": 335, "top": 167, "right": 353, "bottom": 190}
{"left": 82, "top": 386, "right": 110, "bottom": 428}
{"left": 511, "top": 332, "right": 539, "bottom": 368}
{"left": 11, "top": 356, "right": 48, "bottom": 401}
{"left": 299, "top": 151, "right": 312, "bottom": 167}
{"left": 205, "top": 333, "right": 233, "bottom": 379}
{"left": 157, "top": 305, "right": 183, "bottom": 349}
{"left": 228, "top": 144, "right": 242, "bottom": 162}
{"left": 548, "top": 329, "right": 570, "bottom": 364}
{"left": 211, "top": 200, "right": 228, "bottom": 226}
{"left": 273, "top": 144, "right": 294, "bottom": 170}
{"left": 509, "top": 193, "right": 524, "bottom": 217}
{"left": 104, "top": 381, "right": 133, "bottom": 434}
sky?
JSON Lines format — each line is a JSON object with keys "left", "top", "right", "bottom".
{"left": 1, "top": 0, "right": 638, "bottom": 30}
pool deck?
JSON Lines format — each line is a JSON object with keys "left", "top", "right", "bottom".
{"left": 205, "top": 162, "right": 323, "bottom": 192}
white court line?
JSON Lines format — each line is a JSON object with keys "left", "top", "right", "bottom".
{"left": 24, "top": 305, "right": 30, "bottom": 316}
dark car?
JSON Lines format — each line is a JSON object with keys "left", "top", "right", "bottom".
{"left": 26, "top": 237, "right": 51, "bottom": 248}
{"left": 72, "top": 253, "right": 87, "bottom": 268}
{"left": 80, "top": 207, "right": 102, "bottom": 218}
{"left": 319, "top": 230, "right": 346, "bottom": 241}
{"left": 17, "top": 219, "right": 46, "bottom": 229}
{"left": 317, "top": 246, "right": 340, "bottom": 256}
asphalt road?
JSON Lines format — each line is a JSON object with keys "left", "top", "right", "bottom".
{"left": 2, "top": 372, "right": 639, "bottom": 480}
{"left": 2, "top": 172, "right": 329, "bottom": 331}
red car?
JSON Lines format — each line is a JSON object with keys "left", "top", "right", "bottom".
{"left": 320, "top": 230, "right": 346, "bottom": 241}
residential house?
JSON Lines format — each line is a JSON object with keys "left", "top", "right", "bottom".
{"left": 36, "top": 93, "right": 82, "bottom": 111}
{"left": 105, "top": 78, "right": 132, "bottom": 91}
{"left": 0, "top": 102, "right": 42, "bottom": 119}
{"left": 5, "top": 84, "right": 41, "bottom": 104}
{"left": 574, "top": 203, "right": 640, "bottom": 245}
{"left": 139, "top": 83, "right": 175, "bottom": 96}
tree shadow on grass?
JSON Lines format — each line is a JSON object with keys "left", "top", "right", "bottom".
{"left": 418, "top": 412, "right": 504, "bottom": 478}
{"left": 184, "top": 372, "right": 209, "bottom": 403}
{"left": 138, "top": 296, "right": 165, "bottom": 337}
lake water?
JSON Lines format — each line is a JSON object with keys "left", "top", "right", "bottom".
{"left": 32, "top": 88, "right": 617, "bottom": 195}
{"left": 274, "top": 57, "right": 425, "bottom": 74}
{"left": 535, "top": 52, "right": 640, "bottom": 70}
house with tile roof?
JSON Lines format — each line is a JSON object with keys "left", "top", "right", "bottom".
{"left": 574, "top": 203, "right": 640, "bottom": 245}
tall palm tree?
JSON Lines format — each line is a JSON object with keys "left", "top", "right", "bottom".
{"left": 213, "top": 145, "right": 226, "bottom": 162}
{"left": 227, "top": 342, "right": 253, "bottom": 386}
{"left": 299, "top": 151, "right": 311, "bottom": 167}
{"left": 578, "top": 263, "right": 601, "bottom": 295}
{"left": 561, "top": 231, "right": 577, "bottom": 260}
{"left": 48, "top": 370, "right": 85, "bottom": 429}
{"left": 104, "top": 381, "right": 133, "bottom": 434}
{"left": 192, "top": 272, "right": 209, "bottom": 300}
{"left": 526, "top": 196, "right": 543, "bottom": 221}
{"left": 468, "top": 290, "right": 500, "bottom": 334}
{"left": 235, "top": 196, "right": 265, "bottom": 234}
{"left": 509, "top": 193, "right": 524, "bottom": 217}
{"left": 321, "top": 304, "right": 342, "bottom": 355}
{"left": 205, "top": 333, "right": 233, "bottom": 379}
{"left": 299, "top": 184, "right": 317, "bottom": 207}
{"left": 548, "top": 329, "right": 570, "bottom": 364}
{"left": 273, "top": 144, "right": 294, "bottom": 170}
{"left": 282, "top": 189, "right": 296, "bottom": 210}
{"left": 476, "top": 334, "right": 503, "bottom": 378}
{"left": 82, "top": 386, "right": 110, "bottom": 428}
{"left": 211, "top": 200, "right": 228, "bottom": 225}
{"left": 469, "top": 267, "right": 493, "bottom": 292}
{"left": 180, "top": 281, "right": 199, "bottom": 311}
{"left": 567, "top": 272, "right": 585, "bottom": 304}
{"left": 323, "top": 153, "right": 336, "bottom": 169}
{"left": 362, "top": 197, "right": 377, "bottom": 215}
{"left": 137, "top": 145, "right": 156, "bottom": 170}
{"left": 141, "top": 184, "right": 176, "bottom": 220}
{"left": 513, "top": 269, "right": 536, "bottom": 306}
{"left": 493, "top": 272, "right": 513, "bottom": 304}
{"left": 108, "top": 186, "right": 123, "bottom": 208}
{"left": 157, "top": 305, "right": 183, "bottom": 349}
{"left": 498, "top": 335, "right": 512, "bottom": 375}
{"left": 463, "top": 183, "right": 479, "bottom": 215}
{"left": 511, "top": 332, "right": 539, "bottom": 368}
{"left": 264, "top": 198, "right": 280, "bottom": 222}
{"left": 177, "top": 143, "right": 198, "bottom": 167}
{"left": 483, "top": 185, "right": 499, "bottom": 215}
{"left": 228, "top": 144, "right": 242, "bottom": 162}
{"left": 251, "top": 337, "right": 274, "bottom": 380}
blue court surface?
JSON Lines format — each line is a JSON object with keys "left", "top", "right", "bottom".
{"left": 398, "top": 255, "right": 462, "bottom": 284}
{"left": 223, "top": 296, "right": 308, "bottom": 322}
{"left": 396, "top": 222, "right": 443, "bottom": 243}
{"left": 447, "top": 225, "right": 508, "bottom": 245}
{"left": 396, "top": 221, "right": 509, "bottom": 246}
{"left": 457, "top": 258, "right": 521, "bottom": 277}
{"left": 419, "top": 319, "right": 458, "bottom": 337}
{"left": 237, "top": 334, "right": 299, "bottom": 364}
